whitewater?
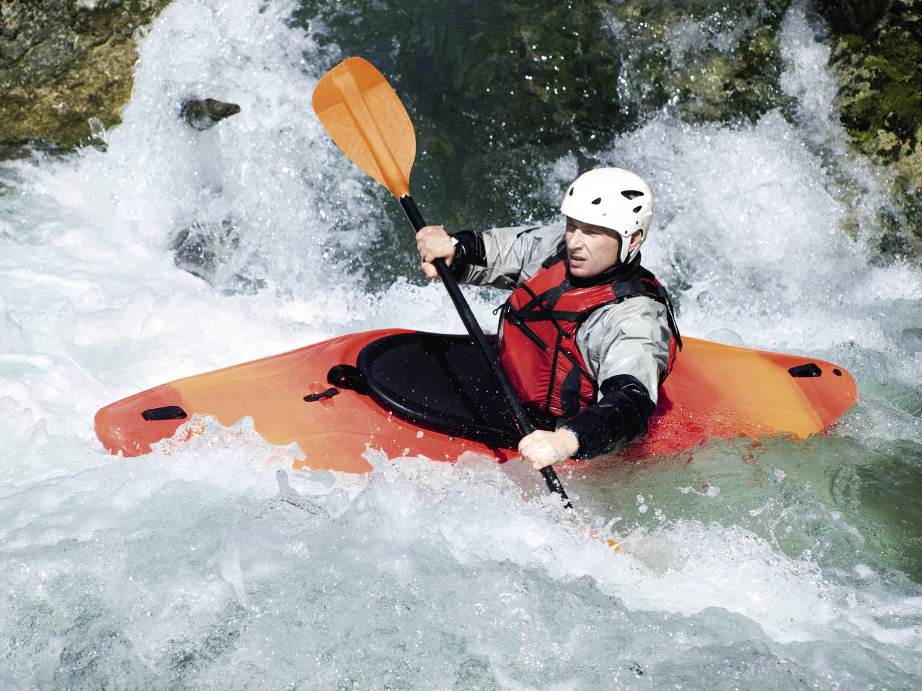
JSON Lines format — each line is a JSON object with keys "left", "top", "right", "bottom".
{"left": 1, "top": 0, "right": 921, "bottom": 687}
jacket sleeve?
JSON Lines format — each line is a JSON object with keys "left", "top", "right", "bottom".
{"left": 451, "top": 224, "right": 565, "bottom": 290}
{"left": 564, "top": 298, "right": 671, "bottom": 459}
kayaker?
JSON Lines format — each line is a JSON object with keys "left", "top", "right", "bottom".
{"left": 416, "top": 167, "right": 681, "bottom": 470}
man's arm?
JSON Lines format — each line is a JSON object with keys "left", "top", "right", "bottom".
{"left": 417, "top": 225, "right": 563, "bottom": 290}
{"left": 564, "top": 298, "right": 671, "bottom": 459}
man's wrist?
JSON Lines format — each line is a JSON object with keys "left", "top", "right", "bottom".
{"left": 557, "top": 426, "right": 580, "bottom": 457}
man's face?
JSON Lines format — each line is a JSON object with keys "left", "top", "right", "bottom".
{"left": 564, "top": 217, "right": 623, "bottom": 278}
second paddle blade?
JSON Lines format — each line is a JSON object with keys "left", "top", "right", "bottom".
{"left": 312, "top": 56, "right": 416, "bottom": 198}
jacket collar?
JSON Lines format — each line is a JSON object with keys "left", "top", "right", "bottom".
{"left": 567, "top": 252, "right": 643, "bottom": 288}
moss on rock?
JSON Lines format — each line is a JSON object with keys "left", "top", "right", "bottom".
{"left": 877, "top": 175, "right": 922, "bottom": 256}
{"left": 0, "top": 0, "right": 173, "bottom": 147}
{"left": 608, "top": 0, "right": 794, "bottom": 125}
{"left": 816, "top": 0, "right": 922, "bottom": 258}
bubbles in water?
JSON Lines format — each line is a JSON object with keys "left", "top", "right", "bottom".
{"left": 1, "top": 1, "right": 921, "bottom": 686}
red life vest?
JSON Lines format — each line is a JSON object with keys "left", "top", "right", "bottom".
{"left": 497, "top": 258, "right": 681, "bottom": 418}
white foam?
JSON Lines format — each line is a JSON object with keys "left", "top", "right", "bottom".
{"left": 0, "top": 1, "right": 921, "bottom": 686}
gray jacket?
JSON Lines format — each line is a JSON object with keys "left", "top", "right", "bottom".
{"left": 456, "top": 224, "right": 672, "bottom": 406}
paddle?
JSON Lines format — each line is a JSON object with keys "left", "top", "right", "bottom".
{"left": 312, "top": 56, "right": 570, "bottom": 507}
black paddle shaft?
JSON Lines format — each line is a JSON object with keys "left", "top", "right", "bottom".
{"left": 399, "top": 195, "right": 570, "bottom": 506}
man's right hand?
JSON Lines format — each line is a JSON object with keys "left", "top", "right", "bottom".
{"left": 416, "top": 225, "right": 455, "bottom": 280}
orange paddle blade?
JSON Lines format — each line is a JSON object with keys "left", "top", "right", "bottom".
{"left": 312, "top": 57, "right": 416, "bottom": 198}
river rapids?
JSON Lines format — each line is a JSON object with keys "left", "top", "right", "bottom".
{"left": 1, "top": 0, "right": 921, "bottom": 687}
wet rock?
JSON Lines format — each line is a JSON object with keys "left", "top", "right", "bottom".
{"left": 816, "top": 0, "right": 893, "bottom": 35}
{"left": 0, "top": 0, "right": 173, "bottom": 148}
{"left": 821, "top": 0, "right": 922, "bottom": 176}
{"left": 608, "top": 0, "right": 794, "bottom": 125}
{"left": 179, "top": 98, "right": 241, "bottom": 131}
{"left": 816, "top": 0, "right": 922, "bottom": 257}
{"left": 170, "top": 219, "right": 239, "bottom": 283}
{"left": 877, "top": 176, "right": 922, "bottom": 257}
{"left": 170, "top": 219, "right": 265, "bottom": 294}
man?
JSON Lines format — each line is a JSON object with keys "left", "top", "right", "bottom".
{"left": 416, "top": 167, "right": 681, "bottom": 470}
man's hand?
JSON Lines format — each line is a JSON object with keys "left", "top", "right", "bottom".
{"left": 518, "top": 428, "right": 579, "bottom": 470}
{"left": 416, "top": 225, "right": 455, "bottom": 279}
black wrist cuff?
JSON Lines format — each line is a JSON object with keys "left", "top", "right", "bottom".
{"left": 449, "top": 231, "right": 486, "bottom": 278}
{"left": 564, "top": 374, "right": 656, "bottom": 459}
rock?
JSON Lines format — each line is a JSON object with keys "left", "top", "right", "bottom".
{"left": 0, "top": 0, "right": 173, "bottom": 147}
{"left": 816, "top": 0, "right": 893, "bottom": 35}
{"left": 170, "top": 219, "right": 239, "bottom": 284}
{"left": 608, "top": 0, "right": 794, "bottom": 125}
{"left": 816, "top": 0, "right": 922, "bottom": 258}
{"left": 170, "top": 219, "right": 265, "bottom": 294}
{"left": 879, "top": 175, "right": 922, "bottom": 257}
{"left": 179, "top": 98, "right": 241, "bottom": 131}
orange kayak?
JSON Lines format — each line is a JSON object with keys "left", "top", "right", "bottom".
{"left": 95, "top": 329, "right": 857, "bottom": 472}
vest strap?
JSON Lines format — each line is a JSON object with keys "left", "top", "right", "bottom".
{"left": 498, "top": 258, "right": 680, "bottom": 418}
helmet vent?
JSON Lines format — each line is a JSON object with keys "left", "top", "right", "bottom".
{"left": 591, "top": 197, "right": 602, "bottom": 205}
{"left": 621, "top": 190, "right": 644, "bottom": 200}
{"left": 568, "top": 187, "right": 574, "bottom": 196}
{"left": 633, "top": 205, "right": 642, "bottom": 213}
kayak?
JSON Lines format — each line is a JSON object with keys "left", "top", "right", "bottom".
{"left": 94, "top": 330, "right": 858, "bottom": 472}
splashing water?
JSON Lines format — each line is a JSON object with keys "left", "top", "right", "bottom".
{"left": 1, "top": 0, "right": 921, "bottom": 687}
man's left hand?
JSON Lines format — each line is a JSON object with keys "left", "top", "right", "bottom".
{"left": 518, "top": 428, "right": 579, "bottom": 470}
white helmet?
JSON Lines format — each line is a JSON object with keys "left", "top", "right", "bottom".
{"left": 560, "top": 167, "right": 654, "bottom": 263}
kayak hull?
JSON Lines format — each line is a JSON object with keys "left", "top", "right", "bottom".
{"left": 95, "top": 329, "right": 858, "bottom": 472}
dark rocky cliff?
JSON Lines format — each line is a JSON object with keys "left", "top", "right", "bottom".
{"left": 815, "top": 0, "right": 922, "bottom": 256}
{"left": 0, "top": 0, "right": 172, "bottom": 147}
